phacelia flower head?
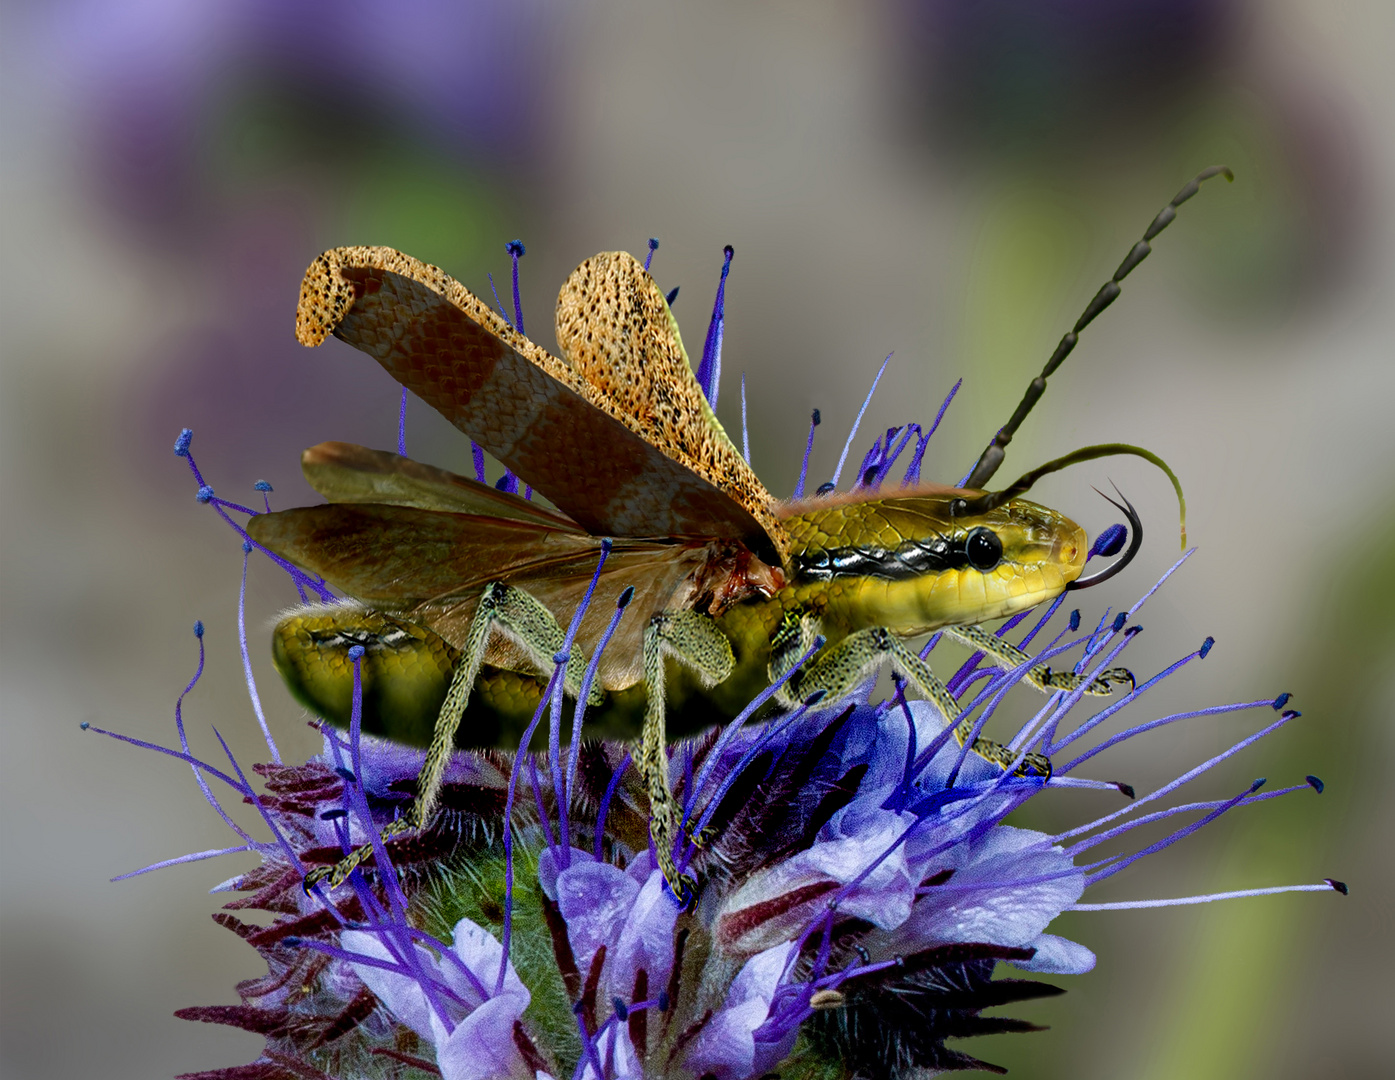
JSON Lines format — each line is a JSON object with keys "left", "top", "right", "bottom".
{"left": 98, "top": 236, "right": 1344, "bottom": 1080}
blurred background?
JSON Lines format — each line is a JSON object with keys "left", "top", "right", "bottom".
{"left": 2, "top": 1, "right": 1391, "bottom": 1077}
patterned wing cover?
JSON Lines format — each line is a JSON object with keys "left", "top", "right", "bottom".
{"left": 295, "top": 246, "right": 790, "bottom": 569}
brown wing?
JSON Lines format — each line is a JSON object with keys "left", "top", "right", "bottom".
{"left": 301, "top": 441, "right": 581, "bottom": 530}
{"left": 295, "top": 246, "right": 789, "bottom": 569}
{"left": 246, "top": 503, "right": 605, "bottom": 606}
{"left": 246, "top": 503, "right": 704, "bottom": 690}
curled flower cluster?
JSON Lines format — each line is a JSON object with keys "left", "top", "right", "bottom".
{"left": 97, "top": 459, "right": 1342, "bottom": 1079}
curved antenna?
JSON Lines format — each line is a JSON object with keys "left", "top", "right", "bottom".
{"left": 952, "top": 441, "right": 1186, "bottom": 549}
{"left": 1068, "top": 487, "right": 1142, "bottom": 591}
{"left": 962, "top": 166, "right": 1233, "bottom": 492}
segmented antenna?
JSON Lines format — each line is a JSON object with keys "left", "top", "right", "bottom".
{"left": 962, "top": 166, "right": 1233, "bottom": 492}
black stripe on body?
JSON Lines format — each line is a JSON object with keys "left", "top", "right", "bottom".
{"left": 793, "top": 536, "right": 972, "bottom": 583}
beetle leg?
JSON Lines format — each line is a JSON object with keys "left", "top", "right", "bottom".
{"left": 304, "top": 582, "right": 600, "bottom": 891}
{"left": 641, "top": 610, "right": 735, "bottom": 901}
{"left": 768, "top": 608, "right": 823, "bottom": 707}
{"left": 783, "top": 627, "right": 1052, "bottom": 778}
{"left": 943, "top": 624, "right": 1135, "bottom": 697}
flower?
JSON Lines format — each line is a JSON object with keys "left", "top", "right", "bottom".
{"left": 94, "top": 245, "right": 1345, "bottom": 1080}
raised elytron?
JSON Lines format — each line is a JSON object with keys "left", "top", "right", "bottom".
{"left": 248, "top": 168, "right": 1228, "bottom": 897}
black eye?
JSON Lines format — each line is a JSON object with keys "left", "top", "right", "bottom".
{"left": 965, "top": 527, "right": 1002, "bottom": 571}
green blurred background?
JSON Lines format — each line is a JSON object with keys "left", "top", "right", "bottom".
{"left": 2, "top": 2, "right": 1390, "bottom": 1077}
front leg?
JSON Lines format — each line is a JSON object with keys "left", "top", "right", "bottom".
{"left": 774, "top": 615, "right": 1052, "bottom": 779}
{"left": 305, "top": 582, "right": 600, "bottom": 891}
{"left": 944, "top": 623, "right": 1134, "bottom": 696}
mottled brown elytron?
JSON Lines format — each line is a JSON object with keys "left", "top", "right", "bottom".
{"left": 251, "top": 169, "right": 1225, "bottom": 896}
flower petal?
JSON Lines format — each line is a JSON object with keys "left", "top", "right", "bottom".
{"left": 1013, "top": 932, "right": 1096, "bottom": 974}
{"left": 432, "top": 994, "right": 532, "bottom": 1080}
{"left": 341, "top": 929, "right": 436, "bottom": 1041}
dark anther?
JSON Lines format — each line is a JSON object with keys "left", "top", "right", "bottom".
{"left": 335, "top": 767, "right": 357, "bottom": 783}
{"left": 1306, "top": 775, "right": 1325, "bottom": 794}
{"left": 657, "top": 991, "right": 670, "bottom": 1012}
{"left": 964, "top": 527, "right": 1003, "bottom": 572}
{"left": 1326, "top": 879, "right": 1349, "bottom": 895}
{"left": 612, "top": 997, "right": 629, "bottom": 1020}
{"left": 320, "top": 808, "right": 348, "bottom": 821}
{"left": 1199, "top": 637, "right": 1215, "bottom": 659}
{"left": 1068, "top": 609, "right": 1081, "bottom": 631}
{"left": 1111, "top": 612, "right": 1128, "bottom": 633}
{"left": 1091, "top": 522, "right": 1127, "bottom": 558}
{"left": 505, "top": 239, "right": 526, "bottom": 257}
{"left": 617, "top": 585, "right": 635, "bottom": 609}
{"left": 1067, "top": 488, "right": 1142, "bottom": 591}
{"left": 816, "top": 481, "right": 836, "bottom": 496}
{"left": 665, "top": 286, "right": 679, "bottom": 305}
{"left": 1272, "top": 692, "right": 1292, "bottom": 710}
{"left": 1115, "top": 782, "right": 1137, "bottom": 799}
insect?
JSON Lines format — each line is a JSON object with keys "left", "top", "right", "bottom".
{"left": 248, "top": 168, "right": 1226, "bottom": 897}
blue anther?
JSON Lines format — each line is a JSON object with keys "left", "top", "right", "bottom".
{"left": 174, "top": 428, "right": 193, "bottom": 456}
{"left": 505, "top": 239, "right": 526, "bottom": 257}
{"left": 617, "top": 585, "right": 635, "bottom": 608}
{"left": 193, "top": 620, "right": 204, "bottom": 637}
{"left": 1249, "top": 778, "right": 1266, "bottom": 792}
{"left": 816, "top": 481, "right": 836, "bottom": 496}
{"left": 335, "top": 767, "right": 357, "bottom": 783}
{"left": 320, "top": 808, "right": 348, "bottom": 820}
{"left": 1199, "top": 636, "right": 1215, "bottom": 658}
{"left": 195, "top": 485, "right": 215, "bottom": 503}
{"left": 242, "top": 540, "right": 252, "bottom": 554}
{"left": 1306, "top": 775, "right": 1324, "bottom": 793}
{"left": 1111, "top": 612, "right": 1128, "bottom": 632}
{"left": 612, "top": 997, "right": 629, "bottom": 1020}
{"left": 254, "top": 480, "right": 272, "bottom": 492}
{"left": 80, "top": 721, "right": 90, "bottom": 730}
{"left": 665, "top": 285, "right": 679, "bottom": 305}
{"left": 1091, "top": 523, "right": 1127, "bottom": 558}
{"left": 1069, "top": 609, "right": 1081, "bottom": 631}
{"left": 657, "top": 991, "right": 670, "bottom": 1012}
{"left": 812, "top": 408, "right": 821, "bottom": 426}
{"left": 348, "top": 645, "right": 365, "bottom": 661}
{"left": 1272, "top": 692, "right": 1292, "bottom": 710}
